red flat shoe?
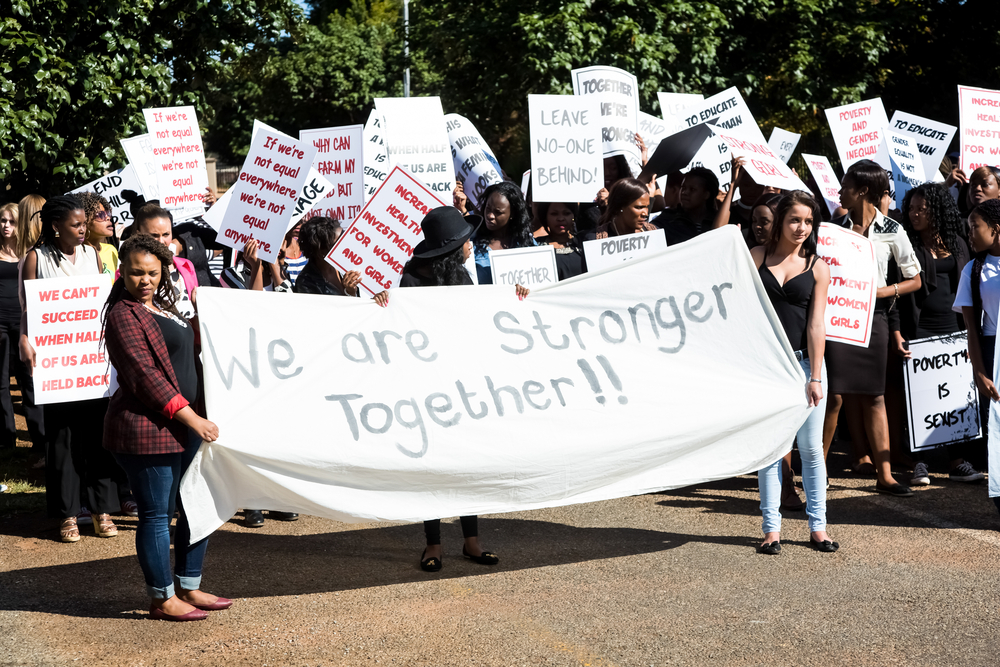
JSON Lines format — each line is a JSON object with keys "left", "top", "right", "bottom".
{"left": 191, "top": 596, "right": 233, "bottom": 611}
{"left": 149, "top": 605, "right": 208, "bottom": 621}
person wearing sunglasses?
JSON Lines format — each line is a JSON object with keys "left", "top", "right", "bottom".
{"left": 78, "top": 192, "right": 119, "bottom": 275}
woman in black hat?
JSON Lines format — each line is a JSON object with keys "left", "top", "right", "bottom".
{"left": 400, "top": 206, "right": 527, "bottom": 571}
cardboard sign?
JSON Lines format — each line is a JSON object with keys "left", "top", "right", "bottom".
{"left": 801, "top": 154, "right": 842, "bottom": 216}
{"left": 489, "top": 246, "right": 558, "bottom": 287}
{"left": 326, "top": 166, "right": 446, "bottom": 295}
{"left": 375, "top": 97, "right": 455, "bottom": 196}
{"left": 299, "top": 125, "right": 365, "bottom": 222}
{"left": 520, "top": 170, "right": 530, "bottom": 197}
{"left": 903, "top": 332, "right": 980, "bottom": 452}
{"left": 120, "top": 133, "right": 160, "bottom": 201}
{"left": 582, "top": 229, "right": 667, "bottom": 274}
{"left": 571, "top": 66, "right": 641, "bottom": 168}
{"left": 824, "top": 98, "right": 891, "bottom": 171}
{"left": 528, "top": 94, "right": 603, "bottom": 203}
{"left": 362, "top": 110, "right": 389, "bottom": 202}
{"left": 958, "top": 85, "right": 1000, "bottom": 172}
{"left": 141, "top": 106, "right": 209, "bottom": 212}
{"left": 817, "top": 223, "right": 877, "bottom": 347}
{"left": 657, "top": 92, "right": 704, "bottom": 133}
{"left": 444, "top": 113, "right": 503, "bottom": 209}
{"left": 679, "top": 88, "right": 766, "bottom": 192}
{"left": 889, "top": 110, "right": 956, "bottom": 181}
{"left": 217, "top": 128, "right": 318, "bottom": 263}
{"left": 69, "top": 165, "right": 143, "bottom": 228}
{"left": 712, "top": 129, "right": 809, "bottom": 192}
{"left": 767, "top": 127, "right": 801, "bottom": 164}
{"left": 884, "top": 129, "right": 927, "bottom": 210}
{"left": 24, "top": 275, "right": 113, "bottom": 405}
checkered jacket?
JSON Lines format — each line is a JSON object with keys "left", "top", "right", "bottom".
{"left": 103, "top": 299, "right": 190, "bottom": 455}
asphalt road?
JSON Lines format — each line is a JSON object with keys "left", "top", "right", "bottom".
{"left": 2, "top": 455, "right": 1000, "bottom": 667}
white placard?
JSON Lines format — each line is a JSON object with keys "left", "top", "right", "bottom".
{"left": 528, "top": 95, "right": 603, "bottom": 203}
{"left": 802, "top": 154, "right": 842, "bottom": 216}
{"left": 884, "top": 129, "right": 927, "bottom": 210}
{"left": 217, "top": 128, "right": 318, "bottom": 263}
{"left": 120, "top": 133, "right": 160, "bottom": 201}
{"left": 679, "top": 87, "right": 765, "bottom": 192}
{"left": 582, "top": 229, "right": 668, "bottom": 274}
{"left": 180, "top": 226, "right": 811, "bottom": 542}
{"left": 889, "top": 110, "right": 957, "bottom": 181}
{"left": 657, "top": 92, "right": 704, "bottom": 133}
{"left": 489, "top": 246, "right": 559, "bottom": 287}
{"left": 299, "top": 125, "right": 365, "bottom": 222}
{"left": 326, "top": 166, "right": 445, "bottom": 295}
{"left": 362, "top": 110, "right": 390, "bottom": 202}
{"left": 712, "top": 129, "right": 809, "bottom": 192}
{"left": 958, "top": 84, "right": 1000, "bottom": 173}
{"left": 520, "top": 170, "right": 530, "bottom": 197}
{"left": 767, "top": 127, "right": 801, "bottom": 164}
{"left": 824, "top": 98, "right": 891, "bottom": 172}
{"left": 903, "top": 332, "right": 980, "bottom": 452}
{"left": 637, "top": 111, "right": 672, "bottom": 158}
{"left": 445, "top": 113, "right": 503, "bottom": 209}
{"left": 817, "top": 223, "right": 877, "bottom": 347}
{"left": 141, "top": 105, "right": 209, "bottom": 212}
{"left": 571, "top": 66, "right": 641, "bottom": 168}
{"left": 375, "top": 97, "right": 455, "bottom": 197}
{"left": 69, "top": 165, "right": 143, "bottom": 228}
{"left": 24, "top": 275, "right": 114, "bottom": 405}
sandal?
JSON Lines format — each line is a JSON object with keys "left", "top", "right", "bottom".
{"left": 94, "top": 513, "right": 118, "bottom": 538}
{"left": 59, "top": 517, "right": 80, "bottom": 543}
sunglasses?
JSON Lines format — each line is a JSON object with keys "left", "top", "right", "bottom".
{"left": 95, "top": 210, "right": 110, "bottom": 220}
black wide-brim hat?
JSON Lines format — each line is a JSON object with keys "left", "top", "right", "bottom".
{"left": 412, "top": 206, "right": 482, "bottom": 259}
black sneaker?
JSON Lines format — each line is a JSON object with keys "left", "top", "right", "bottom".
{"left": 910, "top": 462, "right": 930, "bottom": 486}
{"left": 244, "top": 510, "right": 265, "bottom": 528}
{"left": 269, "top": 511, "right": 299, "bottom": 521}
{"left": 949, "top": 462, "right": 985, "bottom": 482}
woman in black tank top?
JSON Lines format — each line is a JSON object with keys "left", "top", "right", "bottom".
{"left": 750, "top": 191, "right": 837, "bottom": 554}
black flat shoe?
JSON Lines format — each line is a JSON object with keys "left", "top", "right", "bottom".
{"left": 875, "top": 481, "right": 913, "bottom": 497}
{"left": 462, "top": 546, "right": 499, "bottom": 565}
{"left": 757, "top": 541, "right": 781, "bottom": 555}
{"left": 244, "top": 510, "right": 265, "bottom": 528}
{"left": 269, "top": 511, "right": 299, "bottom": 521}
{"left": 810, "top": 537, "right": 840, "bottom": 553}
{"left": 420, "top": 549, "right": 442, "bottom": 572}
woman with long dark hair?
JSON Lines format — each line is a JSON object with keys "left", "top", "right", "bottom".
{"left": 657, "top": 167, "right": 720, "bottom": 245}
{"left": 752, "top": 191, "right": 835, "bottom": 553}
{"left": 472, "top": 181, "right": 536, "bottom": 284}
{"left": 586, "top": 177, "right": 658, "bottom": 240}
{"left": 103, "top": 233, "right": 226, "bottom": 621}
{"left": 535, "top": 202, "right": 586, "bottom": 280}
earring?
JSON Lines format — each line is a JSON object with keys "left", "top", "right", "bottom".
{"left": 53, "top": 229, "right": 60, "bottom": 238}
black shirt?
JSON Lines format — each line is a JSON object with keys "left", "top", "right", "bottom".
{"left": 656, "top": 207, "right": 716, "bottom": 246}
{"left": 915, "top": 254, "right": 960, "bottom": 337}
{"left": 399, "top": 263, "right": 474, "bottom": 287}
{"left": 152, "top": 312, "right": 198, "bottom": 405}
{"left": 759, "top": 257, "right": 816, "bottom": 352}
{"left": 0, "top": 260, "right": 20, "bottom": 324}
{"left": 536, "top": 236, "right": 587, "bottom": 281}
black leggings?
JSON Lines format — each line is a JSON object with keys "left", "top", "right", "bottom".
{"left": 423, "top": 516, "right": 478, "bottom": 545}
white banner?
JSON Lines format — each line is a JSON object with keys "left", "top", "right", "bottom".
{"left": 802, "top": 154, "right": 842, "bottom": 216}
{"left": 362, "top": 110, "right": 390, "bottom": 202}
{"left": 824, "top": 98, "right": 891, "bottom": 172}
{"left": 583, "top": 229, "right": 667, "bottom": 274}
{"left": 958, "top": 84, "right": 1000, "bottom": 173}
{"left": 24, "top": 275, "right": 113, "bottom": 405}
{"left": 141, "top": 106, "right": 209, "bottom": 213}
{"left": 884, "top": 129, "right": 927, "bottom": 210}
{"left": 299, "top": 125, "right": 365, "bottom": 222}
{"left": 70, "top": 165, "right": 143, "bottom": 228}
{"left": 767, "top": 127, "right": 801, "bottom": 164}
{"left": 817, "top": 224, "right": 877, "bottom": 347}
{"left": 657, "top": 92, "right": 704, "bottom": 133}
{"left": 889, "top": 110, "right": 956, "bottom": 181}
{"left": 489, "top": 246, "right": 558, "bottom": 287}
{"left": 528, "top": 94, "right": 603, "bottom": 203}
{"left": 903, "top": 332, "right": 980, "bottom": 452}
{"left": 571, "top": 66, "right": 641, "bottom": 168}
{"left": 180, "top": 226, "right": 811, "bottom": 542}
{"left": 375, "top": 97, "right": 455, "bottom": 196}
{"left": 444, "top": 113, "right": 504, "bottom": 209}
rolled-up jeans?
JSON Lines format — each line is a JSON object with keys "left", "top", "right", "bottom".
{"left": 113, "top": 431, "right": 208, "bottom": 600}
{"left": 759, "top": 356, "right": 829, "bottom": 534}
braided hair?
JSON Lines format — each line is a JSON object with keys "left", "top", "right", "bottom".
{"left": 36, "top": 195, "right": 85, "bottom": 262}
{"left": 901, "top": 183, "right": 965, "bottom": 257}
{"left": 102, "top": 233, "right": 181, "bottom": 331}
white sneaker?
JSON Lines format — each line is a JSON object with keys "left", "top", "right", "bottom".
{"left": 910, "top": 462, "right": 930, "bottom": 486}
{"left": 949, "top": 462, "right": 985, "bottom": 482}
{"left": 0, "top": 483, "right": 8, "bottom": 493}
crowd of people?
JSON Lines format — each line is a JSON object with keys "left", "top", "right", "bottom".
{"left": 3, "top": 134, "right": 1000, "bottom": 620}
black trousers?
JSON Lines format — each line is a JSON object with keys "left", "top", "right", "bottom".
{"left": 0, "top": 320, "right": 43, "bottom": 449}
{"left": 424, "top": 516, "right": 478, "bottom": 545}
{"left": 45, "top": 398, "right": 117, "bottom": 518}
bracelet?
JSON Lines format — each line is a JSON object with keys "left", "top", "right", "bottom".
{"left": 894, "top": 283, "right": 899, "bottom": 297}
{"left": 808, "top": 378, "right": 822, "bottom": 383}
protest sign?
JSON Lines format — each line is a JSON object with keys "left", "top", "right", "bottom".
{"left": 24, "top": 275, "right": 113, "bottom": 405}
{"left": 801, "top": 154, "right": 843, "bottom": 216}
{"left": 571, "top": 66, "right": 642, "bottom": 169}
{"left": 824, "top": 98, "right": 891, "bottom": 172}
{"left": 180, "top": 226, "right": 811, "bottom": 542}
{"left": 817, "top": 224, "right": 877, "bottom": 347}
{"left": 141, "top": 106, "right": 209, "bottom": 213}
{"left": 326, "top": 166, "right": 445, "bottom": 295}
{"left": 637, "top": 111, "right": 671, "bottom": 159}
{"left": 444, "top": 113, "right": 503, "bottom": 209}
{"left": 375, "top": 97, "right": 455, "bottom": 196}
{"left": 69, "top": 165, "right": 143, "bottom": 228}
{"left": 767, "top": 127, "right": 801, "bottom": 164}
{"left": 583, "top": 229, "right": 667, "bottom": 274}
{"left": 528, "top": 94, "right": 603, "bottom": 203}
{"left": 657, "top": 92, "right": 704, "bottom": 132}
{"left": 299, "top": 125, "right": 365, "bottom": 222}
{"left": 958, "top": 85, "right": 1000, "bottom": 173}
{"left": 216, "top": 127, "right": 318, "bottom": 263}
{"left": 520, "top": 170, "right": 530, "bottom": 197}
{"left": 120, "top": 133, "right": 160, "bottom": 201}
{"left": 884, "top": 129, "right": 927, "bottom": 210}
{"left": 889, "top": 110, "right": 956, "bottom": 181}
{"left": 712, "top": 129, "right": 809, "bottom": 192}
{"left": 489, "top": 246, "right": 558, "bottom": 287}
{"left": 903, "top": 332, "right": 980, "bottom": 453}
{"left": 679, "top": 88, "right": 766, "bottom": 191}
{"left": 363, "top": 110, "right": 390, "bottom": 201}
{"left": 642, "top": 124, "right": 714, "bottom": 181}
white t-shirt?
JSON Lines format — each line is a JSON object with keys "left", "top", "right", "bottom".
{"left": 953, "top": 254, "right": 1000, "bottom": 336}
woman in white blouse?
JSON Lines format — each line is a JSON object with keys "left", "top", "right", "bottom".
{"left": 822, "top": 160, "right": 922, "bottom": 497}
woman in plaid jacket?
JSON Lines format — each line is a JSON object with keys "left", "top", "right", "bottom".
{"left": 102, "top": 234, "right": 227, "bottom": 622}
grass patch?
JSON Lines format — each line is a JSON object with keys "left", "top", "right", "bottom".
{"left": 0, "top": 443, "right": 46, "bottom": 515}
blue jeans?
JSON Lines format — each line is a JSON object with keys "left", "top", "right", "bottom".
{"left": 114, "top": 432, "right": 208, "bottom": 600}
{"left": 759, "top": 357, "right": 829, "bottom": 534}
